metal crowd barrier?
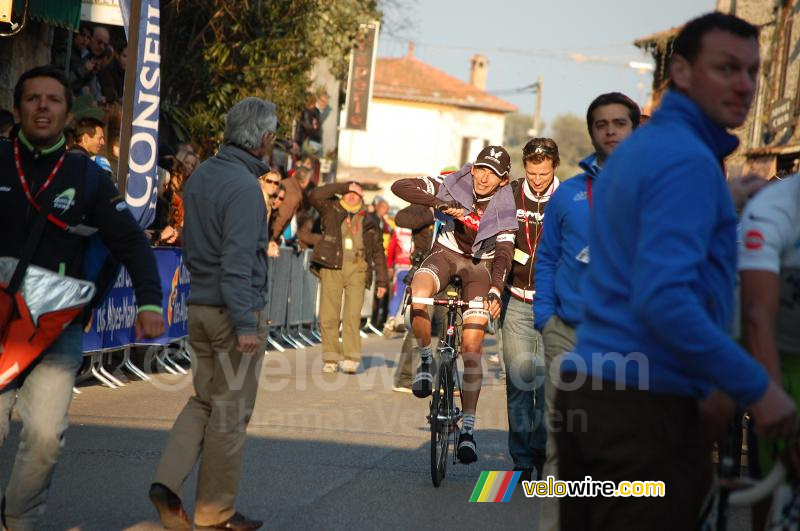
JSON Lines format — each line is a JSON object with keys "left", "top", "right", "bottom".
{"left": 266, "top": 248, "right": 324, "bottom": 349}
{"left": 77, "top": 247, "right": 383, "bottom": 389}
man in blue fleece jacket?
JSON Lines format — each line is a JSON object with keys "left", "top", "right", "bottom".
{"left": 533, "top": 91, "right": 640, "bottom": 531}
{"left": 555, "top": 13, "right": 797, "bottom": 530}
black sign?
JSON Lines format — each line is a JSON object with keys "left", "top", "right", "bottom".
{"left": 769, "top": 98, "right": 794, "bottom": 133}
{"left": 344, "top": 22, "right": 379, "bottom": 131}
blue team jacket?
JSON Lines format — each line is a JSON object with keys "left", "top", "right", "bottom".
{"left": 565, "top": 90, "right": 769, "bottom": 405}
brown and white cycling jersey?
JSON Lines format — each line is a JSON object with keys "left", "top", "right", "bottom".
{"left": 391, "top": 174, "right": 515, "bottom": 292}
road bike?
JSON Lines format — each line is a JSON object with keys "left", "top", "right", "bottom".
{"left": 700, "top": 415, "right": 799, "bottom": 530}
{"left": 412, "top": 278, "right": 485, "bottom": 487}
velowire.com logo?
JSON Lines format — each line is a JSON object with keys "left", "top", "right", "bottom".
{"left": 468, "top": 471, "right": 521, "bottom": 503}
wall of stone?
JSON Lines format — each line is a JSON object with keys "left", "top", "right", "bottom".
{"left": 0, "top": 20, "right": 53, "bottom": 110}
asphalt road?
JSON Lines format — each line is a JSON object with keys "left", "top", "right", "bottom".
{"left": 0, "top": 333, "right": 752, "bottom": 530}
{"left": 0, "top": 334, "right": 540, "bottom": 530}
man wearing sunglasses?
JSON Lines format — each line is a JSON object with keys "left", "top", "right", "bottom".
{"left": 533, "top": 92, "right": 640, "bottom": 531}
{"left": 498, "top": 138, "right": 561, "bottom": 483}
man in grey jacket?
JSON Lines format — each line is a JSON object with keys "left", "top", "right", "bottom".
{"left": 149, "top": 97, "right": 275, "bottom": 531}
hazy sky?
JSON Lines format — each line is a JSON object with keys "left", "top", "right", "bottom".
{"left": 378, "top": 0, "right": 717, "bottom": 131}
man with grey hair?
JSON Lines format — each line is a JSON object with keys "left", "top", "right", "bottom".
{"left": 148, "top": 97, "right": 276, "bottom": 531}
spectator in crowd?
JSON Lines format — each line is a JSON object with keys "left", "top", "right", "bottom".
{"left": 150, "top": 166, "right": 172, "bottom": 243}
{"left": 310, "top": 181, "right": 388, "bottom": 374}
{"left": 270, "top": 165, "right": 315, "bottom": 244}
{"left": 176, "top": 147, "right": 200, "bottom": 177}
{"left": 71, "top": 26, "right": 111, "bottom": 102}
{"left": 270, "top": 184, "right": 286, "bottom": 212}
{"left": 149, "top": 97, "right": 276, "bottom": 531}
{"left": 0, "top": 65, "right": 163, "bottom": 531}
{"left": 368, "top": 196, "right": 393, "bottom": 330}
{"left": 499, "top": 138, "right": 561, "bottom": 483}
{"left": 385, "top": 225, "right": 412, "bottom": 274}
{"left": 0, "top": 109, "right": 13, "bottom": 139}
{"left": 98, "top": 43, "right": 127, "bottom": 105}
{"left": 290, "top": 153, "right": 316, "bottom": 179}
{"left": 107, "top": 135, "right": 121, "bottom": 179}
{"left": 158, "top": 159, "right": 188, "bottom": 246}
{"left": 259, "top": 169, "right": 282, "bottom": 257}
{"left": 266, "top": 184, "right": 287, "bottom": 257}
{"left": 533, "top": 91, "right": 640, "bottom": 531}
{"left": 555, "top": 13, "right": 795, "bottom": 529}
{"left": 72, "top": 116, "right": 106, "bottom": 158}
{"left": 259, "top": 169, "right": 281, "bottom": 212}
{"left": 64, "top": 25, "right": 92, "bottom": 94}
{"left": 293, "top": 90, "right": 329, "bottom": 157}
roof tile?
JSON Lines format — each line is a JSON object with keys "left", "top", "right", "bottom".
{"left": 373, "top": 56, "right": 517, "bottom": 113}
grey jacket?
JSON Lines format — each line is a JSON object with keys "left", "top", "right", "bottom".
{"left": 182, "top": 144, "right": 269, "bottom": 334}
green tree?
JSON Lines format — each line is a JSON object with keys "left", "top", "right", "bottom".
{"left": 503, "top": 112, "right": 540, "bottom": 177}
{"left": 160, "top": 0, "right": 380, "bottom": 151}
{"left": 548, "top": 113, "right": 593, "bottom": 180}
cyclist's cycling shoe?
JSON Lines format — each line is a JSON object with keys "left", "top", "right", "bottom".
{"left": 412, "top": 358, "right": 436, "bottom": 398}
{"left": 457, "top": 431, "right": 478, "bottom": 464}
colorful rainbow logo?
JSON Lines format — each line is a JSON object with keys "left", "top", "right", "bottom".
{"left": 469, "top": 471, "right": 522, "bottom": 502}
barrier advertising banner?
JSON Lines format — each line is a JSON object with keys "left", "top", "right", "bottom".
{"left": 83, "top": 247, "right": 189, "bottom": 351}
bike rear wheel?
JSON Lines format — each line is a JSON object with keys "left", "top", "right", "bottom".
{"left": 430, "top": 361, "right": 451, "bottom": 487}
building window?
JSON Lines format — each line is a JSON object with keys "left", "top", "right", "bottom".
{"left": 460, "top": 137, "right": 472, "bottom": 167}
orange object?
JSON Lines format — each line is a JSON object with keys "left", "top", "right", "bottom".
{"left": 0, "top": 290, "right": 86, "bottom": 389}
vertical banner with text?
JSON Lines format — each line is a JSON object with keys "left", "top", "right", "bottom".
{"left": 118, "top": 0, "right": 160, "bottom": 228}
{"left": 344, "top": 21, "right": 380, "bottom": 131}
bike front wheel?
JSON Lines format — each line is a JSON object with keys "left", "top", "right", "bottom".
{"left": 430, "top": 362, "right": 451, "bottom": 487}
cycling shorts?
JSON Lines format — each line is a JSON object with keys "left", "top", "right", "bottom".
{"left": 415, "top": 243, "right": 491, "bottom": 320}
{"left": 749, "top": 353, "right": 800, "bottom": 478}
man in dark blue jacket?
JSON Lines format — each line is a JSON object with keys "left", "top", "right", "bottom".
{"left": 533, "top": 91, "right": 639, "bottom": 531}
{"left": 555, "top": 13, "right": 796, "bottom": 530}
{"left": 0, "top": 65, "right": 164, "bottom": 531}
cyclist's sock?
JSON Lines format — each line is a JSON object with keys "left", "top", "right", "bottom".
{"left": 417, "top": 344, "right": 433, "bottom": 364}
{"left": 461, "top": 413, "right": 475, "bottom": 434}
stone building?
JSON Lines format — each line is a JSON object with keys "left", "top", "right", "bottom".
{"left": 635, "top": 0, "right": 799, "bottom": 178}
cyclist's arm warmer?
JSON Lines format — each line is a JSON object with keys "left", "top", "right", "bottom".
{"left": 630, "top": 157, "right": 769, "bottom": 406}
{"left": 490, "top": 236, "right": 514, "bottom": 293}
{"left": 391, "top": 177, "right": 440, "bottom": 207}
{"left": 533, "top": 191, "right": 562, "bottom": 331}
{"left": 395, "top": 203, "right": 434, "bottom": 230}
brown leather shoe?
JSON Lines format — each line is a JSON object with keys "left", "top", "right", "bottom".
{"left": 148, "top": 482, "right": 192, "bottom": 530}
{"left": 196, "top": 512, "right": 263, "bottom": 530}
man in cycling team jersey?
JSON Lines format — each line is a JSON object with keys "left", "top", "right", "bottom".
{"left": 391, "top": 145, "right": 517, "bottom": 464}
{"left": 739, "top": 174, "right": 800, "bottom": 531}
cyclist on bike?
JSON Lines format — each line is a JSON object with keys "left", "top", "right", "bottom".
{"left": 391, "top": 145, "right": 517, "bottom": 464}
{"left": 740, "top": 173, "right": 800, "bottom": 530}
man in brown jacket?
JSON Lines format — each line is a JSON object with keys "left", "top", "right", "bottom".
{"left": 310, "top": 181, "right": 388, "bottom": 374}
{"left": 269, "top": 166, "right": 314, "bottom": 243}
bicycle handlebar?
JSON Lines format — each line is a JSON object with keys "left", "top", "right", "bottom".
{"left": 727, "top": 461, "right": 786, "bottom": 506}
{"left": 435, "top": 201, "right": 462, "bottom": 212}
{"left": 411, "top": 296, "right": 484, "bottom": 309}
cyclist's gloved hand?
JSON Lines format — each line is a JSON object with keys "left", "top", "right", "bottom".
{"left": 435, "top": 201, "right": 465, "bottom": 219}
{"left": 487, "top": 290, "right": 502, "bottom": 320}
